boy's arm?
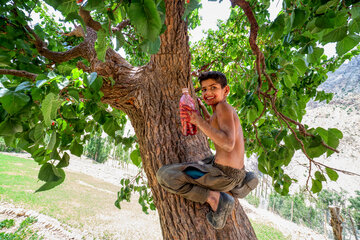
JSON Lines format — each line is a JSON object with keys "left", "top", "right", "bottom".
{"left": 185, "top": 103, "right": 236, "bottom": 152}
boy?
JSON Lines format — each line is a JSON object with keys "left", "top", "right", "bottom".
{"left": 156, "top": 71, "right": 258, "bottom": 229}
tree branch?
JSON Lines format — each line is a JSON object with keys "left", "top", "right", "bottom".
{"left": 79, "top": 8, "right": 102, "bottom": 31}
{"left": 0, "top": 69, "right": 37, "bottom": 81}
{"left": 112, "top": 19, "right": 131, "bottom": 33}
{"left": 25, "top": 25, "right": 91, "bottom": 63}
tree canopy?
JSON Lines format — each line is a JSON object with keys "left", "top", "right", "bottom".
{"left": 0, "top": 0, "right": 359, "bottom": 200}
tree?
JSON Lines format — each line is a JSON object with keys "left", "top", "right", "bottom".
{"left": 0, "top": 0, "right": 359, "bottom": 239}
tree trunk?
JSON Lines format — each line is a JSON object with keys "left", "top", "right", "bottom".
{"left": 329, "top": 206, "right": 343, "bottom": 240}
{"left": 102, "top": 1, "right": 258, "bottom": 239}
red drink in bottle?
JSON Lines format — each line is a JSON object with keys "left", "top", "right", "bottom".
{"left": 179, "top": 88, "right": 197, "bottom": 136}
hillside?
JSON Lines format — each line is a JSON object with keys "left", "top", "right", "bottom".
{"left": 286, "top": 55, "right": 360, "bottom": 195}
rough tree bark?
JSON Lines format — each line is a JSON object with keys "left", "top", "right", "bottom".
{"left": 100, "top": 1, "right": 257, "bottom": 239}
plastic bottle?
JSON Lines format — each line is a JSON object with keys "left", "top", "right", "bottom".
{"left": 179, "top": 88, "right": 197, "bottom": 136}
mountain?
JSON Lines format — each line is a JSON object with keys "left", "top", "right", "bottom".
{"left": 320, "top": 55, "right": 360, "bottom": 97}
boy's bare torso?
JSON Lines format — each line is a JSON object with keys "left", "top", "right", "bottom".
{"left": 210, "top": 102, "right": 245, "bottom": 170}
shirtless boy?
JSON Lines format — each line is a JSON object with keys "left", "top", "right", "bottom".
{"left": 156, "top": 71, "right": 258, "bottom": 229}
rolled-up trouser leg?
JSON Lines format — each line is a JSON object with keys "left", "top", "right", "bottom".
{"left": 156, "top": 163, "right": 210, "bottom": 204}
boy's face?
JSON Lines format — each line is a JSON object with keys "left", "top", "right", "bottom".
{"left": 200, "top": 79, "right": 230, "bottom": 106}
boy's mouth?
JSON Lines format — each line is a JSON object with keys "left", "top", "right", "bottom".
{"left": 205, "top": 96, "right": 215, "bottom": 100}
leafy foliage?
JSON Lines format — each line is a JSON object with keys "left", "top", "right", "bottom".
{"left": 0, "top": 217, "right": 42, "bottom": 240}
{"left": 191, "top": 1, "right": 359, "bottom": 194}
{"left": 115, "top": 172, "right": 155, "bottom": 214}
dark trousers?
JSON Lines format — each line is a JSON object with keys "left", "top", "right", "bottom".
{"left": 156, "top": 156, "right": 246, "bottom": 204}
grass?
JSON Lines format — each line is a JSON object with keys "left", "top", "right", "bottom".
{"left": 252, "top": 221, "right": 290, "bottom": 240}
{"left": 0, "top": 153, "right": 119, "bottom": 229}
{"left": 0, "top": 153, "right": 288, "bottom": 240}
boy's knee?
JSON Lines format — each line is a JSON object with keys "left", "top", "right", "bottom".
{"left": 156, "top": 165, "right": 169, "bottom": 186}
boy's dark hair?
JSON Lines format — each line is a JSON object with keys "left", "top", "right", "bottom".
{"left": 198, "top": 71, "right": 227, "bottom": 88}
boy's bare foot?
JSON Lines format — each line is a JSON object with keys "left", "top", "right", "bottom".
{"left": 206, "top": 192, "right": 235, "bottom": 229}
{"left": 207, "top": 191, "right": 220, "bottom": 211}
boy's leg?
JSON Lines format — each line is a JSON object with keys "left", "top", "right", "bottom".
{"left": 156, "top": 161, "right": 239, "bottom": 229}
{"left": 230, "top": 171, "right": 258, "bottom": 198}
{"left": 156, "top": 163, "right": 210, "bottom": 204}
{"left": 206, "top": 192, "right": 235, "bottom": 229}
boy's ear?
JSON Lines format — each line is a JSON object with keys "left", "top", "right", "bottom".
{"left": 224, "top": 85, "right": 230, "bottom": 96}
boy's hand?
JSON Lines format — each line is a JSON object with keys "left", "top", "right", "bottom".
{"left": 180, "top": 105, "right": 201, "bottom": 125}
{"left": 197, "top": 98, "right": 211, "bottom": 122}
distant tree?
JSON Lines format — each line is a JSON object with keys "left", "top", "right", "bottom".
{"left": 349, "top": 191, "right": 360, "bottom": 230}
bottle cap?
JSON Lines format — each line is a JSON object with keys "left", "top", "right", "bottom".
{"left": 182, "top": 88, "right": 189, "bottom": 93}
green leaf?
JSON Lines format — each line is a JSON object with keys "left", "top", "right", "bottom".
{"left": 140, "top": 37, "right": 161, "bottom": 54}
{"left": 95, "top": 28, "right": 108, "bottom": 62}
{"left": 44, "top": 0, "right": 79, "bottom": 16}
{"left": 307, "top": 47, "right": 324, "bottom": 64}
{"left": 130, "top": 149, "right": 142, "bottom": 167}
{"left": 0, "top": 90, "right": 30, "bottom": 115}
{"left": 349, "top": 17, "right": 360, "bottom": 34}
{"left": 270, "top": 14, "right": 285, "bottom": 40}
{"left": 291, "top": 9, "right": 307, "bottom": 29}
{"left": 293, "top": 58, "right": 307, "bottom": 76}
{"left": 57, "top": 152, "right": 70, "bottom": 168}
{"left": 68, "top": 89, "right": 79, "bottom": 101}
{"left": 315, "top": 14, "right": 336, "bottom": 29}
{"left": 247, "top": 108, "right": 257, "bottom": 123}
{"left": 41, "top": 93, "right": 62, "bottom": 127}
{"left": 283, "top": 134, "right": 301, "bottom": 150}
{"left": 326, "top": 167, "right": 339, "bottom": 181}
{"left": 0, "top": 118, "right": 23, "bottom": 137}
{"left": 70, "top": 140, "right": 83, "bottom": 157}
{"left": 103, "top": 118, "right": 121, "bottom": 138}
{"left": 38, "top": 163, "right": 61, "bottom": 182}
{"left": 15, "top": 81, "right": 32, "bottom": 92}
{"left": 315, "top": 171, "right": 326, "bottom": 181}
{"left": 115, "top": 32, "right": 125, "bottom": 51}
{"left": 47, "top": 131, "right": 57, "bottom": 150}
{"left": 350, "top": 6, "right": 360, "bottom": 18}
{"left": 128, "top": 0, "right": 162, "bottom": 41}
{"left": 311, "top": 178, "right": 322, "bottom": 193}
{"left": 329, "top": 128, "right": 343, "bottom": 139}
{"left": 322, "top": 26, "right": 348, "bottom": 44}
{"left": 84, "top": 0, "right": 105, "bottom": 11}
{"left": 36, "top": 79, "right": 48, "bottom": 88}
{"left": 36, "top": 168, "right": 65, "bottom": 192}
{"left": 336, "top": 34, "right": 360, "bottom": 56}
{"left": 88, "top": 72, "right": 103, "bottom": 92}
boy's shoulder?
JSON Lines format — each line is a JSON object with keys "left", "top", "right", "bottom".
{"left": 215, "top": 101, "right": 235, "bottom": 113}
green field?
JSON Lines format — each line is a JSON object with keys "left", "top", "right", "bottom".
{"left": 0, "top": 153, "right": 288, "bottom": 240}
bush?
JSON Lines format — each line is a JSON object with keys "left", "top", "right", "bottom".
{"left": 245, "top": 194, "right": 260, "bottom": 208}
